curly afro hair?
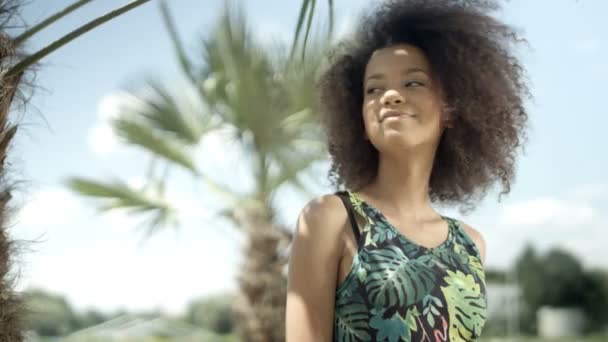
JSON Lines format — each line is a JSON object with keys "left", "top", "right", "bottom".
{"left": 318, "top": 0, "right": 530, "bottom": 210}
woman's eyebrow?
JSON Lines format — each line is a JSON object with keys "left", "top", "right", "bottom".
{"left": 365, "top": 67, "right": 430, "bottom": 82}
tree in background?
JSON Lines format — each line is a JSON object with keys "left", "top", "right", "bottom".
{"left": 514, "top": 245, "right": 544, "bottom": 334}
{"left": 579, "top": 269, "right": 608, "bottom": 333}
{"left": 186, "top": 292, "right": 236, "bottom": 335}
{"left": 22, "top": 288, "right": 179, "bottom": 336}
{"left": 23, "top": 289, "right": 77, "bottom": 336}
{"left": 484, "top": 268, "right": 507, "bottom": 284}
{"left": 73, "top": 308, "right": 110, "bottom": 331}
{"left": 1, "top": 1, "right": 151, "bottom": 341}
{"left": 68, "top": 1, "right": 334, "bottom": 341}
{"left": 515, "top": 244, "right": 608, "bottom": 335}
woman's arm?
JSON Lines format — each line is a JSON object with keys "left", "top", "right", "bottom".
{"left": 286, "top": 194, "right": 347, "bottom": 342}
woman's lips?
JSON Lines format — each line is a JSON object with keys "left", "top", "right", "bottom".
{"left": 379, "top": 109, "right": 416, "bottom": 122}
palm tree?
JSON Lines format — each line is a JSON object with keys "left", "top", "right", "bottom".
{"left": 1, "top": 1, "right": 154, "bottom": 340}
{"left": 0, "top": 69, "right": 24, "bottom": 342}
{"left": 67, "top": 1, "right": 333, "bottom": 341}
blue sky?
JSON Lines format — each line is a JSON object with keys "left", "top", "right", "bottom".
{"left": 9, "top": 0, "right": 608, "bottom": 314}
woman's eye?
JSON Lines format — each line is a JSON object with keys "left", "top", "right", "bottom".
{"left": 366, "top": 87, "right": 382, "bottom": 94}
{"left": 405, "top": 81, "right": 425, "bottom": 87}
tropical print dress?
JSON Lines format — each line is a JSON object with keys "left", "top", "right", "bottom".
{"left": 333, "top": 191, "right": 487, "bottom": 342}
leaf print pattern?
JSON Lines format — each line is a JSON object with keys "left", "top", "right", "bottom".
{"left": 422, "top": 294, "right": 443, "bottom": 327}
{"left": 441, "top": 270, "right": 487, "bottom": 341}
{"left": 365, "top": 246, "right": 436, "bottom": 308}
{"left": 403, "top": 306, "right": 420, "bottom": 333}
{"left": 433, "top": 315, "right": 449, "bottom": 342}
{"left": 333, "top": 191, "right": 487, "bottom": 341}
{"left": 335, "top": 291, "right": 372, "bottom": 342}
{"left": 431, "top": 241, "right": 469, "bottom": 270}
{"left": 369, "top": 307, "right": 411, "bottom": 342}
{"left": 468, "top": 254, "right": 485, "bottom": 283}
{"left": 371, "top": 220, "right": 399, "bottom": 244}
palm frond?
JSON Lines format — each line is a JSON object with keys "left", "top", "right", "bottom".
{"left": 158, "top": 0, "right": 195, "bottom": 84}
{"left": 67, "top": 177, "right": 166, "bottom": 209}
{"left": 201, "top": 7, "right": 280, "bottom": 149}
{"left": 259, "top": 42, "right": 326, "bottom": 153}
{"left": 290, "top": 0, "right": 334, "bottom": 62}
{"left": 13, "top": 0, "right": 94, "bottom": 46}
{"left": 112, "top": 115, "right": 238, "bottom": 207}
{"left": 328, "top": 0, "right": 334, "bottom": 39}
{"left": 197, "top": 4, "right": 330, "bottom": 199}
{"left": 8, "top": 0, "right": 152, "bottom": 77}
{"left": 0, "top": 0, "right": 24, "bottom": 31}
{"left": 66, "top": 177, "right": 176, "bottom": 234}
{"left": 290, "top": 0, "right": 311, "bottom": 60}
{"left": 264, "top": 152, "right": 321, "bottom": 194}
{"left": 300, "top": 0, "right": 316, "bottom": 61}
{"left": 112, "top": 116, "right": 199, "bottom": 175}
{"left": 123, "top": 80, "right": 216, "bottom": 145}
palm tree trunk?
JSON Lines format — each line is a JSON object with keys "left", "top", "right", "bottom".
{"left": 0, "top": 69, "right": 24, "bottom": 341}
{"left": 232, "top": 206, "right": 293, "bottom": 342}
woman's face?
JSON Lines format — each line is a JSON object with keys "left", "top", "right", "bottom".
{"left": 362, "top": 43, "right": 446, "bottom": 154}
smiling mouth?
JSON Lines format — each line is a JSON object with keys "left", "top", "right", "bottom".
{"left": 379, "top": 109, "right": 416, "bottom": 122}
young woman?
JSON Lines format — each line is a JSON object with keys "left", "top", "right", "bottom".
{"left": 286, "top": 0, "right": 529, "bottom": 341}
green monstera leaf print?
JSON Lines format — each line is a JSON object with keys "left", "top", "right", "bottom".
{"left": 369, "top": 307, "right": 411, "bottom": 342}
{"left": 467, "top": 254, "right": 485, "bottom": 283}
{"left": 334, "top": 292, "right": 372, "bottom": 342}
{"left": 402, "top": 306, "right": 420, "bottom": 334}
{"left": 364, "top": 245, "right": 436, "bottom": 308}
{"left": 431, "top": 243, "right": 468, "bottom": 270}
{"left": 369, "top": 308, "right": 416, "bottom": 342}
{"left": 440, "top": 269, "right": 487, "bottom": 341}
{"left": 371, "top": 219, "right": 399, "bottom": 244}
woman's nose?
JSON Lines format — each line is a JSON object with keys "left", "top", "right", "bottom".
{"left": 381, "top": 89, "right": 405, "bottom": 106}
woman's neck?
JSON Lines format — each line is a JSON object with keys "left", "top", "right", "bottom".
{"left": 360, "top": 145, "right": 438, "bottom": 218}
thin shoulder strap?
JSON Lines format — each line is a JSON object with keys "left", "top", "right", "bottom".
{"left": 335, "top": 191, "right": 361, "bottom": 242}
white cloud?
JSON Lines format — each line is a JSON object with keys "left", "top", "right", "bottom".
{"left": 88, "top": 92, "right": 132, "bottom": 157}
{"left": 14, "top": 184, "right": 241, "bottom": 314}
{"left": 18, "top": 248, "right": 238, "bottom": 314}
{"left": 499, "top": 197, "right": 595, "bottom": 227}
{"left": 88, "top": 123, "right": 118, "bottom": 157}
{"left": 97, "top": 92, "right": 127, "bottom": 121}
{"left": 549, "top": 218, "right": 607, "bottom": 269}
{"left": 485, "top": 186, "right": 608, "bottom": 270}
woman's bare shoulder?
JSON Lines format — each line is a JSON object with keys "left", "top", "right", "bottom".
{"left": 299, "top": 193, "right": 349, "bottom": 230}
{"left": 293, "top": 193, "right": 351, "bottom": 257}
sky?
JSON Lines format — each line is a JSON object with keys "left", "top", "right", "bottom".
{"left": 7, "top": 0, "right": 608, "bottom": 315}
